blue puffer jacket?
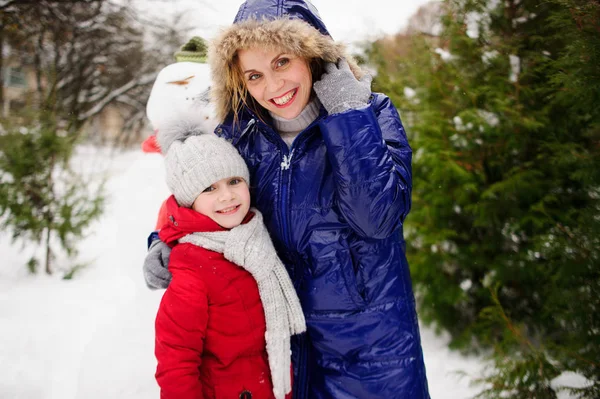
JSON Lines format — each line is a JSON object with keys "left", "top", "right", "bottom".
{"left": 212, "top": 1, "right": 430, "bottom": 398}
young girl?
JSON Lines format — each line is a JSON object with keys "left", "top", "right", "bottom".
{"left": 145, "top": 0, "right": 430, "bottom": 397}
{"left": 153, "top": 122, "right": 305, "bottom": 399}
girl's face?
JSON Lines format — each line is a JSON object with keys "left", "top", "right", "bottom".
{"left": 238, "top": 47, "right": 312, "bottom": 120}
{"left": 192, "top": 177, "right": 251, "bottom": 229}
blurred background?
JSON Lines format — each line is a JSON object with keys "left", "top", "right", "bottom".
{"left": 0, "top": 0, "right": 598, "bottom": 398}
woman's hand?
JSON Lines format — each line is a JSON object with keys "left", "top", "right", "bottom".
{"left": 313, "top": 58, "right": 372, "bottom": 114}
{"left": 143, "top": 239, "right": 172, "bottom": 289}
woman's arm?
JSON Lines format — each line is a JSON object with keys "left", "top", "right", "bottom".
{"left": 155, "top": 247, "right": 208, "bottom": 399}
{"left": 319, "top": 94, "right": 412, "bottom": 239}
{"left": 143, "top": 198, "right": 173, "bottom": 290}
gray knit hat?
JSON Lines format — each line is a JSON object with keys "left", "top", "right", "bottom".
{"left": 163, "top": 131, "right": 250, "bottom": 208}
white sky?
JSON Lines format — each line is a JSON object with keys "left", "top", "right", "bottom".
{"left": 138, "top": 0, "right": 436, "bottom": 45}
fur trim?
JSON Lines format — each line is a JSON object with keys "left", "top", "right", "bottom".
{"left": 157, "top": 120, "right": 209, "bottom": 154}
{"left": 156, "top": 98, "right": 219, "bottom": 153}
{"left": 209, "top": 18, "right": 363, "bottom": 121}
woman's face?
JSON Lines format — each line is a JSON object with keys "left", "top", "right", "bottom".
{"left": 237, "top": 47, "right": 312, "bottom": 120}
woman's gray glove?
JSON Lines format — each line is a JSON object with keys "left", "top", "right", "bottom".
{"left": 313, "top": 58, "right": 372, "bottom": 114}
{"left": 143, "top": 239, "right": 172, "bottom": 289}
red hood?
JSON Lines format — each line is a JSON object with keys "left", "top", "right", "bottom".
{"left": 158, "top": 195, "right": 253, "bottom": 246}
{"left": 141, "top": 133, "right": 162, "bottom": 154}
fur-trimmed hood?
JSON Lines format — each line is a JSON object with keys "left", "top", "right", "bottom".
{"left": 209, "top": 0, "right": 364, "bottom": 121}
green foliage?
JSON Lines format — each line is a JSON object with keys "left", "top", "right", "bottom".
{"left": 62, "top": 261, "right": 91, "bottom": 280}
{"left": 473, "top": 286, "right": 561, "bottom": 398}
{"left": 26, "top": 257, "right": 38, "bottom": 274}
{"left": 366, "top": 0, "right": 599, "bottom": 396}
{"left": 0, "top": 114, "right": 105, "bottom": 275}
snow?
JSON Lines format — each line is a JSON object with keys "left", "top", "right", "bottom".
{"left": 404, "top": 87, "right": 417, "bottom": 99}
{"left": 465, "top": 12, "right": 481, "bottom": 39}
{"left": 482, "top": 50, "right": 499, "bottom": 64}
{"left": 0, "top": 146, "right": 485, "bottom": 398}
{"left": 477, "top": 109, "right": 500, "bottom": 127}
{"left": 509, "top": 54, "right": 521, "bottom": 83}
{"left": 435, "top": 47, "right": 453, "bottom": 61}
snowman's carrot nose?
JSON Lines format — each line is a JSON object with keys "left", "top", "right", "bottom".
{"left": 166, "top": 75, "right": 195, "bottom": 85}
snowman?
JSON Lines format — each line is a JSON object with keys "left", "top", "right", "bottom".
{"left": 142, "top": 37, "right": 218, "bottom": 154}
{"left": 142, "top": 37, "right": 220, "bottom": 230}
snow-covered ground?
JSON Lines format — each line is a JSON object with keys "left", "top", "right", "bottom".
{"left": 0, "top": 147, "right": 484, "bottom": 399}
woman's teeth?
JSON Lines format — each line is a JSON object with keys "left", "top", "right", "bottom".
{"left": 273, "top": 90, "right": 295, "bottom": 105}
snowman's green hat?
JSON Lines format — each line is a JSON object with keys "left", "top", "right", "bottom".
{"left": 174, "top": 36, "right": 208, "bottom": 63}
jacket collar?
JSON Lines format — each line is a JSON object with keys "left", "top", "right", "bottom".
{"left": 216, "top": 99, "right": 328, "bottom": 147}
{"left": 159, "top": 195, "right": 254, "bottom": 245}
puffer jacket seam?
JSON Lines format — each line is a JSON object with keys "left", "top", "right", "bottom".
{"left": 304, "top": 298, "right": 404, "bottom": 319}
{"left": 334, "top": 164, "right": 396, "bottom": 189}
{"left": 321, "top": 355, "right": 423, "bottom": 366}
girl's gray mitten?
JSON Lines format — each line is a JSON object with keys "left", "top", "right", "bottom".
{"left": 313, "top": 58, "right": 372, "bottom": 114}
{"left": 143, "top": 239, "right": 172, "bottom": 289}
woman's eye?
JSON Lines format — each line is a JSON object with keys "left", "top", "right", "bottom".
{"left": 248, "top": 73, "right": 261, "bottom": 81}
{"left": 276, "top": 58, "right": 289, "bottom": 68}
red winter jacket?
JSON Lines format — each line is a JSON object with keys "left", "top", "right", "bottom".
{"left": 155, "top": 196, "right": 279, "bottom": 399}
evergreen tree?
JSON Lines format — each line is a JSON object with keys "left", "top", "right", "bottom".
{"left": 0, "top": 0, "right": 152, "bottom": 274}
{"left": 0, "top": 113, "right": 104, "bottom": 275}
{"left": 367, "top": 0, "right": 599, "bottom": 396}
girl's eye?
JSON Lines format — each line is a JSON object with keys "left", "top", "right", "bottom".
{"left": 229, "top": 178, "right": 242, "bottom": 185}
{"left": 276, "top": 58, "right": 289, "bottom": 68}
{"left": 202, "top": 186, "right": 215, "bottom": 193}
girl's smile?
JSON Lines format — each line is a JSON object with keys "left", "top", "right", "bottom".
{"left": 216, "top": 204, "right": 241, "bottom": 214}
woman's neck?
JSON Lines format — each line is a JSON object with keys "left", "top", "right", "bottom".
{"left": 269, "top": 97, "right": 320, "bottom": 135}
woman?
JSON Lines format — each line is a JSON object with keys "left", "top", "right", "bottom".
{"left": 145, "top": 1, "right": 430, "bottom": 397}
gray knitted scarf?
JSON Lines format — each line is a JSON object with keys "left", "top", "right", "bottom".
{"left": 178, "top": 209, "right": 306, "bottom": 399}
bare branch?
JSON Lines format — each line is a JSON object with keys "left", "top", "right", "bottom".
{"left": 77, "top": 71, "right": 157, "bottom": 121}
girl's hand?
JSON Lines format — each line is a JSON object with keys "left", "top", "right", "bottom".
{"left": 313, "top": 58, "right": 372, "bottom": 114}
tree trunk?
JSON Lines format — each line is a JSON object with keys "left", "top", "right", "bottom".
{"left": 44, "top": 153, "right": 56, "bottom": 275}
{"left": 44, "top": 227, "right": 52, "bottom": 275}
{"left": 0, "top": 23, "right": 5, "bottom": 110}
{"left": 34, "top": 32, "right": 44, "bottom": 108}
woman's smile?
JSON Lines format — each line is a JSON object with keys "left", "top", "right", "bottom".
{"left": 270, "top": 88, "right": 298, "bottom": 107}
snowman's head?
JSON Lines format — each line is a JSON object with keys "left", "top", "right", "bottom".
{"left": 146, "top": 62, "right": 219, "bottom": 140}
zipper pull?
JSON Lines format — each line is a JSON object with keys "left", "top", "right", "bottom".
{"left": 280, "top": 150, "right": 294, "bottom": 170}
